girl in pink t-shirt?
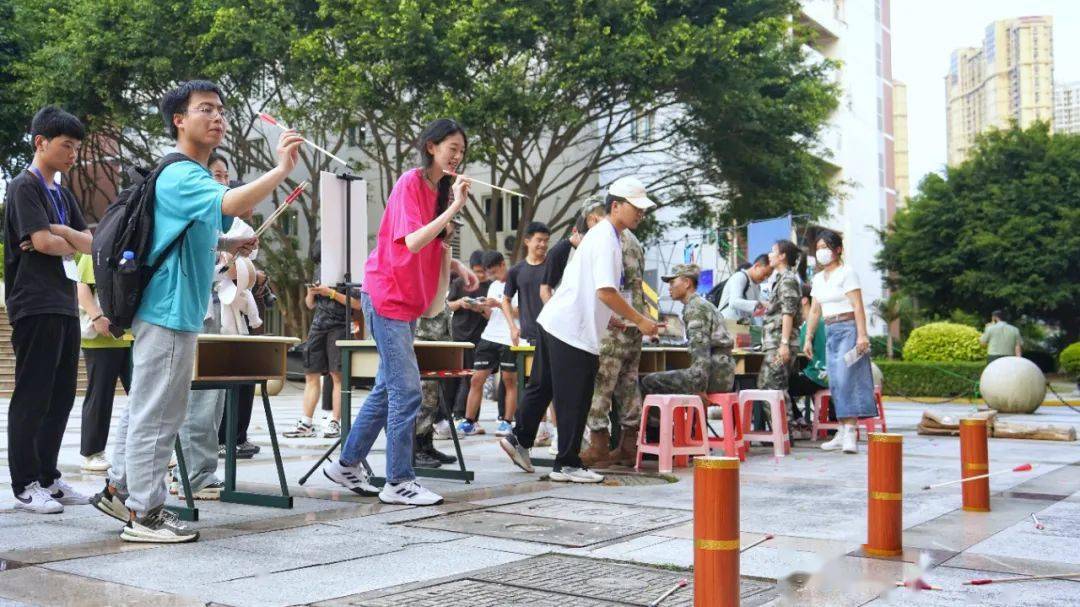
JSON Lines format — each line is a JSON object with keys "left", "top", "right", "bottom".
{"left": 324, "top": 119, "right": 478, "bottom": 506}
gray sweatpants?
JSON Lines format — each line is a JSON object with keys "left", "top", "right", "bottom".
{"left": 108, "top": 319, "right": 198, "bottom": 515}
{"left": 177, "top": 311, "right": 224, "bottom": 491}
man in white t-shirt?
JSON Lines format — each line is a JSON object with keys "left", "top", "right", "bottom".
{"left": 460, "top": 251, "right": 518, "bottom": 436}
{"left": 499, "top": 177, "right": 660, "bottom": 483}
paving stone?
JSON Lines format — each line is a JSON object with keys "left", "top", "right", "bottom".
{"left": 488, "top": 497, "right": 691, "bottom": 529}
{"left": 965, "top": 500, "right": 1080, "bottom": 565}
{"left": 406, "top": 510, "right": 638, "bottom": 547}
{"left": 865, "top": 564, "right": 1080, "bottom": 606}
{"left": 339, "top": 579, "right": 616, "bottom": 606}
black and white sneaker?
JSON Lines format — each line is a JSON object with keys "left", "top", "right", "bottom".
{"left": 549, "top": 467, "right": 604, "bottom": 484}
{"left": 283, "top": 420, "right": 316, "bottom": 438}
{"left": 14, "top": 482, "right": 63, "bottom": 514}
{"left": 46, "top": 479, "right": 90, "bottom": 505}
{"left": 499, "top": 434, "right": 535, "bottom": 473}
{"left": 120, "top": 505, "right": 198, "bottom": 543}
{"left": 379, "top": 480, "right": 443, "bottom": 506}
{"left": 323, "top": 459, "right": 379, "bottom": 496}
{"left": 90, "top": 480, "right": 130, "bottom": 522}
{"left": 237, "top": 441, "right": 260, "bottom": 457}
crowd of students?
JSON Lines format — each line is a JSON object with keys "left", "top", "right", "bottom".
{"left": 5, "top": 82, "right": 300, "bottom": 544}
{"left": 5, "top": 81, "right": 880, "bottom": 544}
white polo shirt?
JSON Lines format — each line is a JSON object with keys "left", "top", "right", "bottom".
{"left": 537, "top": 218, "right": 622, "bottom": 355}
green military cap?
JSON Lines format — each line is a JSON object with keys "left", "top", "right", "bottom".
{"left": 661, "top": 263, "right": 701, "bottom": 282}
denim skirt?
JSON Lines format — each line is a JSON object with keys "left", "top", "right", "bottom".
{"left": 824, "top": 320, "right": 877, "bottom": 418}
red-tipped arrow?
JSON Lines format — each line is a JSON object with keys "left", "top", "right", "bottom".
{"left": 922, "top": 463, "right": 1033, "bottom": 491}
{"left": 740, "top": 534, "right": 774, "bottom": 553}
{"left": 257, "top": 113, "right": 349, "bottom": 167}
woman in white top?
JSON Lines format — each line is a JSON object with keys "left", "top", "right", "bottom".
{"left": 802, "top": 229, "right": 876, "bottom": 453}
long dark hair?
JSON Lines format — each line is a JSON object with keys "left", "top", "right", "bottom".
{"left": 417, "top": 119, "right": 468, "bottom": 220}
{"left": 774, "top": 239, "right": 806, "bottom": 281}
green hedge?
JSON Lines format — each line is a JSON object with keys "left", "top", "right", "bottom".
{"left": 875, "top": 360, "right": 985, "bottom": 397}
{"left": 902, "top": 322, "right": 985, "bottom": 362}
{"left": 1061, "top": 342, "right": 1080, "bottom": 379}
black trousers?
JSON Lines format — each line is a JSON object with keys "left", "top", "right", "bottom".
{"left": 80, "top": 347, "right": 132, "bottom": 457}
{"left": 513, "top": 326, "right": 598, "bottom": 470}
{"left": 218, "top": 384, "right": 256, "bottom": 445}
{"left": 8, "top": 314, "right": 80, "bottom": 495}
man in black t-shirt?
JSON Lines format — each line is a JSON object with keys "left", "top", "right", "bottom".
{"left": 4, "top": 107, "right": 93, "bottom": 514}
{"left": 503, "top": 222, "right": 550, "bottom": 345}
{"left": 445, "top": 250, "right": 491, "bottom": 418}
{"left": 283, "top": 257, "right": 360, "bottom": 440}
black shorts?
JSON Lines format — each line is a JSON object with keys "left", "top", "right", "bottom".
{"left": 473, "top": 339, "right": 516, "bottom": 372}
{"left": 304, "top": 323, "right": 346, "bottom": 374}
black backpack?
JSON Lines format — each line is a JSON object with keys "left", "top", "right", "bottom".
{"left": 708, "top": 269, "right": 750, "bottom": 310}
{"left": 92, "top": 153, "right": 194, "bottom": 336}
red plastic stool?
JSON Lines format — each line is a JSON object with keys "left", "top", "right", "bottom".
{"left": 738, "top": 389, "right": 791, "bottom": 457}
{"left": 813, "top": 387, "right": 887, "bottom": 440}
{"left": 704, "top": 392, "right": 746, "bottom": 460}
{"left": 636, "top": 394, "right": 710, "bottom": 473}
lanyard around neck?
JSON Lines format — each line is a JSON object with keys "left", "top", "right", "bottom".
{"left": 29, "top": 167, "right": 67, "bottom": 225}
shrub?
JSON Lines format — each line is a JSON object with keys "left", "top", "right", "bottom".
{"left": 875, "top": 360, "right": 985, "bottom": 397}
{"left": 902, "top": 322, "right": 985, "bottom": 362}
{"left": 870, "top": 335, "right": 903, "bottom": 359}
{"left": 1061, "top": 342, "right": 1080, "bottom": 379}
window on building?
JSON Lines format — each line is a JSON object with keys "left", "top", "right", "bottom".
{"left": 347, "top": 124, "right": 366, "bottom": 147}
{"left": 483, "top": 196, "right": 505, "bottom": 231}
{"left": 508, "top": 195, "right": 522, "bottom": 231}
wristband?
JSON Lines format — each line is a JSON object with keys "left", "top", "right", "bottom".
{"left": 92, "top": 314, "right": 103, "bottom": 322}
{"left": 781, "top": 339, "right": 790, "bottom": 345}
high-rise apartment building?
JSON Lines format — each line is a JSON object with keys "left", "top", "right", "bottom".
{"left": 946, "top": 16, "right": 1054, "bottom": 166}
{"left": 893, "top": 80, "right": 910, "bottom": 206}
{"left": 1054, "top": 81, "right": 1080, "bottom": 134}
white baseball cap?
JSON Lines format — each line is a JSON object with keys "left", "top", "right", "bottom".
{"left": 607, "top": 176, "right": 656, "bottom": 210}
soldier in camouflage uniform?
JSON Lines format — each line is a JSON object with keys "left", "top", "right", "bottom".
{"left": 756, "top": 241, "right": 803, "bottom": 393}
{"left": 641, "top": 264, "right": 735, "bottom": 399}
{"left": 580, "top": 224, "right": 648, "bottom": 468}
{"left": 412, "top": 305, "right": 458, "bottom": 467}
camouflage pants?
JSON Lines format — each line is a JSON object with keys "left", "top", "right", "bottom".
{"left": 587, "top": 334, "right": 642, "bottom": 432}
{"left": 640, "top": 367, "right": 708, "bottom": 396}
{"left": 415, "top": 381, "right": 442, "bottom": 436}
{"left": 754, "top": 348, "right": 802, "bottom": 425}
{"left": 756, "top": 348, "right": 795, "bottom": 391}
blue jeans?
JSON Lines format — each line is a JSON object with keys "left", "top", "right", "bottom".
{"left": 339, "top": 293, "right": 419, "bottom": 484}
{"left": 824, "top": 320, "right": 877, "bottom": 419}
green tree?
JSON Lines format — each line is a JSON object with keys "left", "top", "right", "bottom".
{"left": 303, "top": 0, "right": 838, "bottom": 255}
{"left": 0, "top": 0, "right": 31, "bottom": 180}
{"left": 878, "top": 122, "right": 1080, "bottom": 341}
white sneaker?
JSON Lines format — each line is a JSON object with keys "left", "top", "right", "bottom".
{"left": 379, "top": 480, "right": 444, "bottom": 506}
{"left": 549, "top": 467, "right": 604, "bottom": 484}
{"left": 821, "top": 425, "right": 847, "bottom": 451}
{"left": 46, "top": 479, "right": 91, "bottom": 505}
{"left": 842, "top": 426, "right": 858, "bottom": 454}
{"left": 323, "top": 419, "right": 341, "bottom": 438}
{"left": 547, "top": 430, "right": 559, "bottom": 456}
{"left": 323, "top": 459, "right": 379, "bottom": 496}
{"left": 433, "top": 420, "right": 452, "bottom": 440}
{"left": 81, "top": 453, "right": 111, "bottom": 473}
{"left": 14, "top": 482, "right": 63, "bottom": 514}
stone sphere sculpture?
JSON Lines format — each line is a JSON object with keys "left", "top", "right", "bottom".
{"left": 256, "top": 378, "right": 285, "bottom": 397}
{"left": 980, "top": 356, "right": 1045, "bottom": 414}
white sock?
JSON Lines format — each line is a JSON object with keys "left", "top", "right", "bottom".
{"left": 301, "top": 416, "right": 313, "bottom": 425}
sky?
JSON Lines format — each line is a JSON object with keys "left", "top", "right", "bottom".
{"left": 892, "top": 0, "right": 1080, "bottom": 189}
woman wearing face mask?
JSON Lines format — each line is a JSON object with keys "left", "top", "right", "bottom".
{"left": 802, "top": 229, "right": 875, "bottom": 453}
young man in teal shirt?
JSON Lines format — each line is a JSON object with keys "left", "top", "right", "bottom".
{"left": 91, "top": 80, "right": 303, "bottom": 543}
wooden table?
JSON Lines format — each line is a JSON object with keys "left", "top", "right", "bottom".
{"left": 169, "top": 334, "right": 299, "bottom": 521}
{"left": 297, "top": 340, "right": 476, "bottom": 487}
{"left": 513, "top": 344, "right": 765, "bottom": 382}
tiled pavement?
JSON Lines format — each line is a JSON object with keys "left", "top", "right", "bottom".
{"left": 1, "top": 383, "right": 1079, "bottom": 606}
